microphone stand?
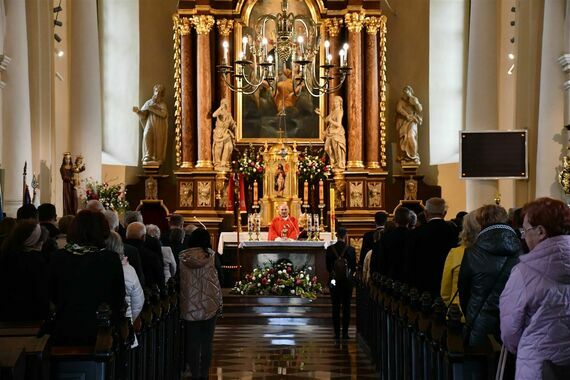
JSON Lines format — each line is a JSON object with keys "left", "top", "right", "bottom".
{"left": 234, "top": 172, "right": 242, "bottom": 281}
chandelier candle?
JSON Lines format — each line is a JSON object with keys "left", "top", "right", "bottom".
{"left": 253, "top": 179, "right": 259, "bottom": 206}
{"left": 318, "top": 179, "right": 324, "bottom": 206}
{"left": 304, "top": 180, "right": 309, "bottom": 206}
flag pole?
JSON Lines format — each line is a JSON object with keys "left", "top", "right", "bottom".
{"left": 234, "top": 172, "right": 242, "bottom": 281}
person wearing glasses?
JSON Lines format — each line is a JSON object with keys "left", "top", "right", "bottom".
{"left": 500, "top": 198, "right": 570, "bottom": 379}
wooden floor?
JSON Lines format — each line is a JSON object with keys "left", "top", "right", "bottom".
{"left": 188, "top": 290, "right": 379, "bottom": 379}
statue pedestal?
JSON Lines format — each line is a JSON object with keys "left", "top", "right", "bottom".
{"left": 142, "top": 162, "right": 160, "bottom": 175}
{"left": 401, "top": 163, "right": 420, "bottom": 176}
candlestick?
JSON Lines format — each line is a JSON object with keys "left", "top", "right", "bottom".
{"left": 242, "top": 36, "right": 248, "bottom": 58}
{"left": 324, "top": 40, "right": 330, "bottom": 61}
{"left": 297, "top": 36, "right": 304, "bottom": 58}
{"left": 330, "top": 188, "right": 335, "bottom": 240}
{"left": 223, "top": 40, "right": 229, "bottom": 65}
{"left": 314, "top": 214, "right": 320, "bottom": 240}
{"left": 318, "top": 179, "right": 324, "bottom": 205}
{"left": 306, "top": 212, "right": 312, "bottom": 240}
{"left": 253, "top": 180, "right": 259, "bottom": 206}
{"left": 303, "top": 180, "right": 309, "bottom": 206}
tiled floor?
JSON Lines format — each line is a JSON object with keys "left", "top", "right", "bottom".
{"left": 206, "top": 322, "right": 379, "bottom": 379}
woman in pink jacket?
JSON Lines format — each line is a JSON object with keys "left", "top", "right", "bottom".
{"left": 500, "top": 197, "right": 570, "bottom": 379}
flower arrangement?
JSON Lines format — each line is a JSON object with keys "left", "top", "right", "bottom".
{"left": 233, "top": 145, "right": 265, "bottom": 180}
{"left": 231, "top": 260, "right": 322, "bottom": 300}
{"left": 559, "top": 156, "right": 570, "bottom": 194}
{"left": 82, "top": 178, "right": 129, "bottom": 212}
{"left": 297, "top": 148, "right": 332, "bottom": 182}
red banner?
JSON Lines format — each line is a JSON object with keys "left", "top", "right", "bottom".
{"left": 226, "top": 173, "right": 247, "bottom": 212}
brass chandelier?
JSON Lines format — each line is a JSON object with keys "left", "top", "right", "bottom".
{"left": 217, "top": 0, "right": 350, "bottom": 97}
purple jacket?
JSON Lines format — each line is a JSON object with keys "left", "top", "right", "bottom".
{"left": 500, "top": 235, "right": 570, "bottom": 380}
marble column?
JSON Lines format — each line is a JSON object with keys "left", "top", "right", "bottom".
{"left": 345, "top": 12, "right": 365, "bottom": 169}
{"left": 364, "top": 17, "right": 381, "bottom": 169}
{"left": 216, "top": 19, "right": 234, "bottom": 112}
{"left": 180, "top": 17, "right": 195, "bottom": 168}
{"left": 324, "top": 18, "right": 343, "bottom": 113}
{"left": 193, "top": 15, "right": 215, "bottom": 169}
{"left": 2, "top": 0, "right": 32, "bottom": 216}
{"left": 69, "top": 0, "right": 102, "bottom": 181}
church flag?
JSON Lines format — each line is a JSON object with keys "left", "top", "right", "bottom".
{"left": 226, "top": 173, "right": 247, "bottom": 212}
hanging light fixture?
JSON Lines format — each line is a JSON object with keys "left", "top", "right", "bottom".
{"left": 217, "top": 0, "right": 350, "bottom": 97}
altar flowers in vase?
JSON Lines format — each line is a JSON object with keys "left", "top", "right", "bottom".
{"left": 231, "top": 260, "right": 322, "bottom": 300}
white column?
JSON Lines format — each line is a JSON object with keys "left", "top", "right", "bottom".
{"left": 464, "top": 0, "right": 499, "bottom": 211}
{"left": 69, "top": 0, "right": 102, "bottom": 181}
{"left": 1, "top": 0, "right": 33, "bottom": 216}
{"left": 536, "top": 0, "right": 565, "bottom": 198}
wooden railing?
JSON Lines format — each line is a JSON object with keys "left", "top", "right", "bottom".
{"left": 357, "top": 275, "right": 502, "bottom": 380}
{"left": 0, "top": 278, "right": 182, "bottom": 380}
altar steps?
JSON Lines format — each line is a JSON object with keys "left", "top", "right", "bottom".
{"left": 218, "top": 289, "right": 356, "bottom": 325}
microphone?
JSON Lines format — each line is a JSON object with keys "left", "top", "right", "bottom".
{"left": 193, "top": 216, "right": 207, "bottom": 230}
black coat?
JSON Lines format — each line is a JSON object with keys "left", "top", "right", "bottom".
{"left": 0, "top": 250, "right": 49, "bottom": 322}
{"left": 458, "top": 224, "right": 521, "bottom": 347}
{"left": 125, "top": 239, "right": 165, "bottom": 292}
{"left": 49, "top": 248, "right": 125, "bottom": 345}
{"left": 377, "top": 226, "right": 409, "bottom": 281}
{"left": 405, "top": 219, "right": 459, "bottom": 296}
{"left": 360, "top": 228, "right": 384, "bottom": 267}
{"left": 326, "top": 241, "right": 357, "bottom": 287}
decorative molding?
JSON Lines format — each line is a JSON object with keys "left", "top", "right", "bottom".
{"left": 367, "top": 182, "right": 382, "bottom": 207}
{"left": 173, "top": 15, "right": 183, "bottom": 166}
{"left": 179, "top": 181, "right": 194, "bottom": 207}
{"left": 558, "top": 54, "right": 570, "bottom": 73}
{"left": 379, "top": 15, "right": 388, "bottom": 168}
{"left": 216, "top": 19, "right": 234, "bottom": 37}
{"left": 345, "top": 12, "right": 365, "bottom": 33}
{"left": 364, "top": 16, "right": 382, "bottom": 34}
{"left": 197, "top": 181, "right": 212, "bottom": 207}
{"left": 192, "top": 15, "right": 215, "bottom": 35}
{"left": 323, "top": 18, "right": 343, "bottom": 37}
{"left": 349, "top": 181, "right": 363, "bottom": 207}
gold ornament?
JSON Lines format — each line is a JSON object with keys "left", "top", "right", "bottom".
{"left": 173, "top": 14, "right": 183, "bottom": 166}
{"left": 345, "top": 12, "right": 365, "bottom": 33}
{"left": 192, "top": 15, "right": 215, "bottom": 35}
{"left": 379, "top": 15, "right": 388, "bottom": 168}
{"left": 216, "top": 19, "right": 234, "bottom": 37}
{"left": 364, "top": 16, "right": 382, "bottom": 34}
{"left": 323, "top": 18, "right": 343, "bottom": 37}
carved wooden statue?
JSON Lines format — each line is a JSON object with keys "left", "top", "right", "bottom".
{"left": 133, "top": 84, "right": 169, "bottom": 165}
{"left": 316, "top": 96, "right": 346, "bottom": 171}
{"left": 212, "top": 98, "right": 236, "bottom": 171}
{"left": 396, "top": 85, "right": 422, "bottom": 165}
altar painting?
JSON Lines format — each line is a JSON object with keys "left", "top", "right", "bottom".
{"left": 236, "top": 0, "right": 324, "bottom": 142}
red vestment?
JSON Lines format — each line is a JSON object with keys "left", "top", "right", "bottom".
{"left": 268, "top": 216, "right": 300, "bottom": 241}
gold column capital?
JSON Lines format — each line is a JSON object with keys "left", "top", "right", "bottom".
{"left": 324, "top": 18, "right": 343, "bottom": 37}
{"left": 345, "top": 12, "right": 365, "bottom": 33}
{"left": 216, "top": 19, "right": 234, "bottom": 37}
{"left": 179, "top": 17, "right": 192, "bottom": 36}
{"left": 192, "top": 15, "right": 215, "bottom": 35}
{"left": 364, "top": 16, "right": 382, "bottom": 34}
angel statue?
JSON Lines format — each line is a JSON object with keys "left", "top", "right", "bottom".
{"left": 212, "top": 98, "right": 236, "bottom": 171}
{"left": 396, "top": 85, "right": 423, "bottom": 165}
{"left": 315, "top": 96, "right": 346, "bottom": 171}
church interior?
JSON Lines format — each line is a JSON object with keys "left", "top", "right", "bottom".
{"left": 0, "top": 0, "right": 570, "bottom": 378}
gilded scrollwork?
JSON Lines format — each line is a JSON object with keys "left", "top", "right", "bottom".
{"left": 368, "top": 182, "right": 383, "bottom": 207}
{"left": 349, "top": 182, "right": 363, "bottom": 208}
{"left": 323, "top": 18, "right": 343, "bottom": 37}
{"left": 216, "top": 19, "right": 234, "bottom": 37}
{"left": 173, "top": 15, "right": 182, "bottom": 166}
{"left": 350, "top": 237, "right": 363, "bottom": 259}
{"left": 197, "top": 181, "right": 212, "bottom": 207}
{"left": 379, "top": 15, "right": 388, "bottom": 168}
{"left": 180, "top": 181, "right": 193, "bottom": 207}
{"left": 345, "top": 12, "right": 365, "bottom": 33}
{"left": 192, "top": 15, "right": 215, "bottom": 35}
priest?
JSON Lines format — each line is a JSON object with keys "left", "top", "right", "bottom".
{"left": 268, "top": 203, "right": 300, "bottom": 241}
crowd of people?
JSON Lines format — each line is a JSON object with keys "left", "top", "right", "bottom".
{"left": 360, "top": 197, "right": 570, "bottom": 379}
{"left": 0, "top": 202, "right": 222, "bottom": 379}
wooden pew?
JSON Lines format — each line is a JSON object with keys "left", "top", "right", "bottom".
{"left": 0, "top": 321, "right": 50, "bottom": 380}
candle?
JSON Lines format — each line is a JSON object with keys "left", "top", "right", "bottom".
{"left": 222, "top": 40, "right": 229, "bottom": 65}
{"left": 262, "top": 37, "right": 268, "bottom": 60}
{"left": 330, "top": 188, "right": 335, "bottom": 240}
{"left": 267, "top": 54, "right": 274, "bottom": 76}
{"left": 304, "top": 180, "right": 309, "bottom": 206}
{"left": 242, "top": 36, "right": 248, "bottom": 58}
{"left": 318, "top": 179, "right": 324, "bottom": 205}
{"left": 253, "top": 180, "right": 259, "bottom": 206}
{"left": 297, "top": 35, "right": 304, "bottom": 58}
{"left": 314, "top": 214, "right": 319, "bottom": 232}
{"left": 324, "top": 40, "right": 330, "bottom": 60}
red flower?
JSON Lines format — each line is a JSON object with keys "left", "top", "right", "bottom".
{"left": 257, "top": 167, "right": 263, "bottom": 173}
{"left": 295, "top": 279, "right": 302, "bottom": 286}
{"left": 312, "top": 276, "right": 317, "bottom": 284}
{"left": 286, "top": 267, "right": 292, "bottom": 273}
{"left": 261, "top": 277, "right": 268, "bottom": 285}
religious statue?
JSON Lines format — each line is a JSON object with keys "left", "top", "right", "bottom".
{"left": 212, "top": 98, "right": 236, "bottom": 171}
{"left": 133, "top": 84, "right": 169, "bottom": 165}
{"left": 396, "top": 85, "right": 423, "bottom": 165}
{"left": 73, "top": 155, "right": 85, "bottom": 187}
{"left": 274, "top": 163, "right": 286, "bottom": 197}
{"left": 145, "top": 177, "right": 158, "bottom": 200}
{"left": 316, "top": 96, "right": 346, "bottom": 171}
{"left": 60, "top": 153, "right": 77, "bottom": 216}
{"left": 404, "top": 178, "right": 418, "bottom": 200}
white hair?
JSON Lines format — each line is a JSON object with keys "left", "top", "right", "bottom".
{"left": 102, "top": 210, "right": 119, "bottom": 231}
{"left": 146, "top": 224, "right": 161, "bottom": 240}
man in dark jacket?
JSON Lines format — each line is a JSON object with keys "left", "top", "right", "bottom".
{"left": 405, "top": 198, "right": 459, "bottom": 297}
{"left": 326, "top": 227, "right": 357, "bottom": 340}
{"left": 125, "top": 222, "right": 165, "bottom": 292}
{"left": 161, "top": 213, "right": 190, "bottom": 248}
{"left": 359, "top": 211, "right": 388, "bottom": 267}
{"left": 458, "top": 204, "right": 521, "bottom": 347}
{"left": 376, "top": 206, "right": 411, "bottom": 281}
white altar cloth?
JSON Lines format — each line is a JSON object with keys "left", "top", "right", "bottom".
{"left": 217, "top": 232, "right": 333, "bottom": 254}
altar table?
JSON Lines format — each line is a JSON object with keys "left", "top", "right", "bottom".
{"left": 217, "top": 232, "right": 334, "bottom": 287}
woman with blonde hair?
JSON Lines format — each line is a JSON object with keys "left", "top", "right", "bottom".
{"left": 440, "top": 211, "right": 480, "bottom": 308}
